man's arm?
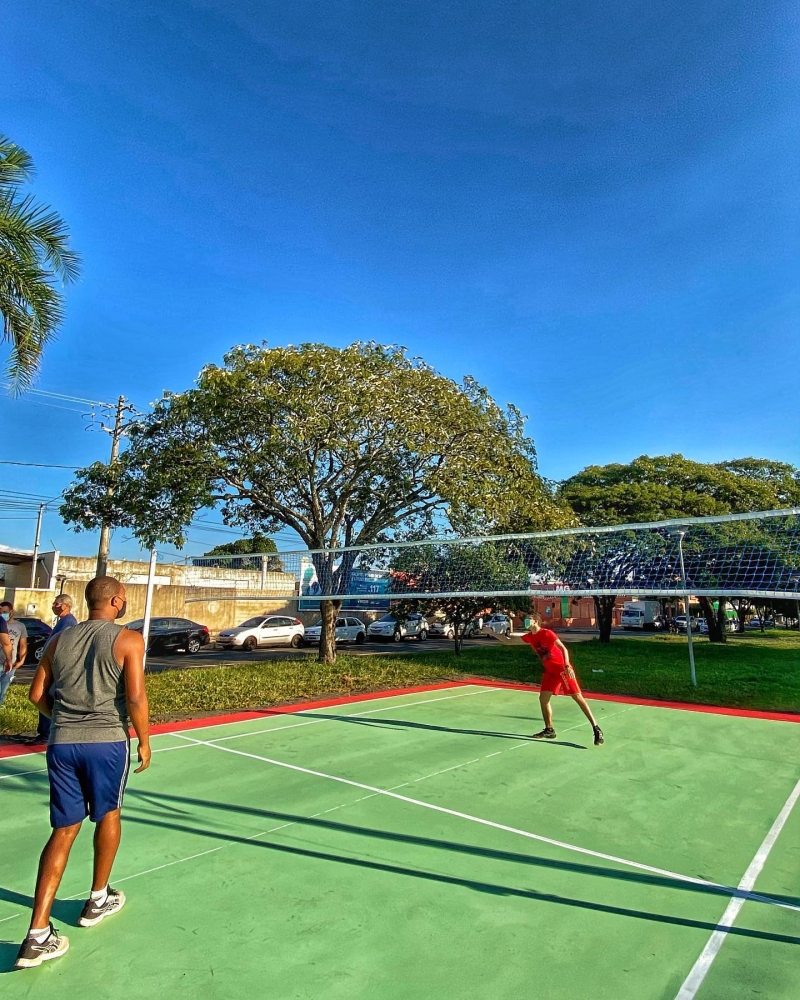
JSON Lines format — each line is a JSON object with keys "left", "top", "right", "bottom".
{"left": 0, "top": 627, "right": 12, "bottom": 671}
{"left": 554, "top": 638, "right": 572, "bottom": 666}
{"left": 480, "top": 627, "right": 524, "bottom": 645}
{"left": 15, "top": 632, "right": 27, "bottom": 670}
{"left": 117, "top": 629, "right": 151, "bottom": 773}
{"left": 29, "top": 638, "right": 58, "bottom": 715}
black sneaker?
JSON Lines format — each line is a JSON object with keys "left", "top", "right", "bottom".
{"left": 532, "top": 727, "right": 557, "bottom": 740}
{"left": 593, "top": 725, "right": 604, "bottom": 746}
{"left": 14, "top": 924, "right": 69, "bottom": 969}
{"left": 78, "top": 887, "right": 126, "bottom": 927}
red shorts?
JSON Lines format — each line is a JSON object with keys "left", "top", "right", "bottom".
{"left": 540, "top": 665, "right": 582, "bottom": 696}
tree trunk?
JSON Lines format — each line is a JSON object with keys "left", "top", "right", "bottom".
{"left": 593, "top": 596, "right": 615, "bottom": 644}
{"left": 698, "top": 596, "right": 726, "bottom": 643}
{"left": 318, "top": 599, "right": 341, "bottom": 665}
{"left": 453, "top": 625, "right": 462, "bottom": 656}
{"left": 732, "top": 598, "right": 749, "bottom": 634}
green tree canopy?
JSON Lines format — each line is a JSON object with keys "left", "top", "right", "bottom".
{"left": 203, "top": 534, "right": 278, "bottom": 557}
{"left": 61, "top": 342, "right": 569, "bottom": 661}
{"left": 0, "top": 134, "right": 81, "bottom": 390}
{"left": 560, "top": 454, "right": 800, "bottom": 526}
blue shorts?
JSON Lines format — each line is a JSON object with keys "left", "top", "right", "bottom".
{"left": 46, "top": 741, "right": 131, "bottom": 828}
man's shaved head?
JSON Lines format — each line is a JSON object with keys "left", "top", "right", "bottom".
{"left": 85, "top": 576, "right": 124, "bottom": 610}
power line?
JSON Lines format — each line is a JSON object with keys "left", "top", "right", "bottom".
{"left": 0, "top": 461, "right": 79, "bottom": 469}
{"left": 28, "top": 388, "right": 114, "bottom": 407}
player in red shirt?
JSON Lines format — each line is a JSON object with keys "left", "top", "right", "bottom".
{"left": 483, "top": 611, "right": 604, "bottom": 745}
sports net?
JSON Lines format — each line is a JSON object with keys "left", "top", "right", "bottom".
{"left": 184, "top": 509, "right": 800, "bottom": 604}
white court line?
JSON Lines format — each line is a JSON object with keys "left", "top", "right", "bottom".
{"left": 173, "top": 731, "right": 800, "bottom": 914}
{"left": 0, "top": 767, "right": 48, "bottom": 780}
{"left": 0, "top": 913, "right": 19, "bottom": 924}
{"left": 203, "top": 686, "right": 498, "bottom": 745}
{"left": 70, "top": 705, "right": 630, "bottom": 894}
{"left": 674, "top": 775, "right": 800, "bottom": 1000}
{"left": 0, "top": 686, "right": 496, "bottom": 771}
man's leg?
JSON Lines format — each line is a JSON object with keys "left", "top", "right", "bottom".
{"left": 91, "top": 808, "right": 122, "bottom": 892}
{"left": 0, "top": 668, "right": 13, "bottom": 707}
{"left": 29, "top": 822, "right": 82, "bottom": 929}
{"left": 77, "top": 743, "right": 129, "bottom": 927}
{"left": 571, "top": 691, "right": 604, "bottom": 744}
{"left": 532, "top": 691, "right": 558, "bottom": 738}
{"left": 571, "top": 691, "right": 597, "bottom": 726}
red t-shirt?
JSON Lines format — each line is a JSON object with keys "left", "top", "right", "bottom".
{"left": 522, "top": 628, "right": 565, "bottom": 672}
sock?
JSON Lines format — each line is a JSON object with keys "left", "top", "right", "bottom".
{"left": 91, "top": 886, "right": 109, "bottom": 905}
{"left": 29, "top": 926, "right": 51, "bottom": 944}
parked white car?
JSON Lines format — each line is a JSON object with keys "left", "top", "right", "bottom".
{"left": 428, "top": 618, "right": 477, "bottom": 640}
{"left": 217, "top": 615, "right": 305, "bottom": 651}
{"left": 302, "top": 616, "right": 367, "bottom": 645}
{"left": 368, "top": 613, "right": 428, "bottom": 642}
{"left": 480, "top": 614, "right": 512, "bottom": 636}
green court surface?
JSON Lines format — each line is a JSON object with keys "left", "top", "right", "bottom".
{"left": 1, "top": 684, "right": 799, "bottom": 999}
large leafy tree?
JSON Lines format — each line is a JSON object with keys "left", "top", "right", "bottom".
{"left": 61, "top": 342, "right": 569, "bottom": 662}
{"left": 560, "top": 455, "right": 800, "bottom": 525}
{"left": 0, "top": 135, "right": 81, "bottom": 390}
{"left": 560, "top": 454, "right": 800, "bottom": 642}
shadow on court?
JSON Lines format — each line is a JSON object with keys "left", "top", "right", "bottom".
{"left": 0, "top": 886, "right": 85, "bottom": 974}
{"left": 280, "top": 711, "right": 588, "bottom": 748}
{"left": 125, "top": 789, "right": 800, "bottom": 914}
{"left": 118, "top": 800, "right": 800, "bottom": 947}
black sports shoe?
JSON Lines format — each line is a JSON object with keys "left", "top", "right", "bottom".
{"left": 532, "top": 727, "right": 557, "bottom": 740}
{"left": 14, "top": 924, "right": 69, "bottom": 969}
{"left": 78, "top": 887, "right": 126, "bottom": 927}
{"left": 593, "top": 725, "right": 604, "bottom": 746}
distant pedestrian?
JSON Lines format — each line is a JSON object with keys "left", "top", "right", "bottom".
{"left": 0, "top": 601, "right": 27, "bottom": 707}
{"left": 51, "top": 594, "right": 78, "bottom": 636}
{"left": 15, "top": 576, "right": 150, "bottom": 970}
{"left": 35, "top": 595, "right": 78, "bottom": 742}
{"left": 0, "top": 610, "right": 13, "bottom": 701}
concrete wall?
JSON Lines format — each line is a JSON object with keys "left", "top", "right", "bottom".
{"left": 2, "top": 553, "right": 304, "bottom": 634}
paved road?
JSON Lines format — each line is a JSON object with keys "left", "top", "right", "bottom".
{"left": 12, "top": 628, "right": 631, "bottom": 682}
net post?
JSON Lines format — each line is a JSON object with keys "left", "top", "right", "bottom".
{"left": 675, "top": 530, "right": 697, "bottom": 687}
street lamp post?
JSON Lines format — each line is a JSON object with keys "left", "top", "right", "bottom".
{"left": 674, "top": 529, "right": 697, "bottom": 687}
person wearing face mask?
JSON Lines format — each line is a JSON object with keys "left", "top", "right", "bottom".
{"left": 30, "top": 595, "right": 78, "bottom": 744}
{"left": 0, "top": 603, "right": 15, "bottom": 703}
{"left": 15, "top": 576, "right": 150, "bottom": 970}
{"left": 0, "top": 601, "right": 27, "bottom": 707}
{"left": 51, "top": 594, "right": 78, "bottom": 636}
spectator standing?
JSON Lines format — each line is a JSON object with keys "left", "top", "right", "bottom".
{"left": 0, "top": 611, "right": 13, "bottom": 701}
{"left": 35, "top": 595, "right": 78, "bottom": 742}
{"left": 0, "top": 601, "right": 27, "bottom": 707}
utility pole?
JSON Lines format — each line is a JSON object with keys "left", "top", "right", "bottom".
{"left": 30, "top": 502, "right": 45, "bottom": 588}
{"left": 96, "top": 395, "right": 127, "bottom": 578}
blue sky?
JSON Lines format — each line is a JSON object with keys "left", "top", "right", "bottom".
{"left": 2, "top": 0, "right": 798, "bottom": 561}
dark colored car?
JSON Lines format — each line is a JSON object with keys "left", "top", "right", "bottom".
{"left": 17, "top": 617, "right": 53, "bottom": 664}
{"left": 126, "top": 617, "right": 211, "bottom": 654}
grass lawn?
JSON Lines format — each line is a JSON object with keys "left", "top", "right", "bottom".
{"left": 1, "top": 630, "right": 798, "bottom": 736}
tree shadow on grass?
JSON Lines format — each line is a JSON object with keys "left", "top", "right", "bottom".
{"left": 123, "top": 806, "right": 800, "bottom": 947}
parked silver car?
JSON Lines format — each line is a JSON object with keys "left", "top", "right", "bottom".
{"left": 368, "top": 613, "right": 428, "bottom": 642}
{"left": 302, "top": 616, "right": 367, "bottom": 645}
{"left": 481, "top": 613, "right": 512, "bottom": 636}
{"left": 428, "top": 618, "right": 476, "bottom": 639}
{"left": 217, "top": 615, "right": 305, "bottom": 651}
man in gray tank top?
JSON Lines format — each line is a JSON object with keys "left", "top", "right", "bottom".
{"left": 14, "top": 576, "right": 151, "bottom": 970}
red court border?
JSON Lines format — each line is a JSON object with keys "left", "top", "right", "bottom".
{"left": 2, "top": 678, "right": 798, "bottom": 760}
